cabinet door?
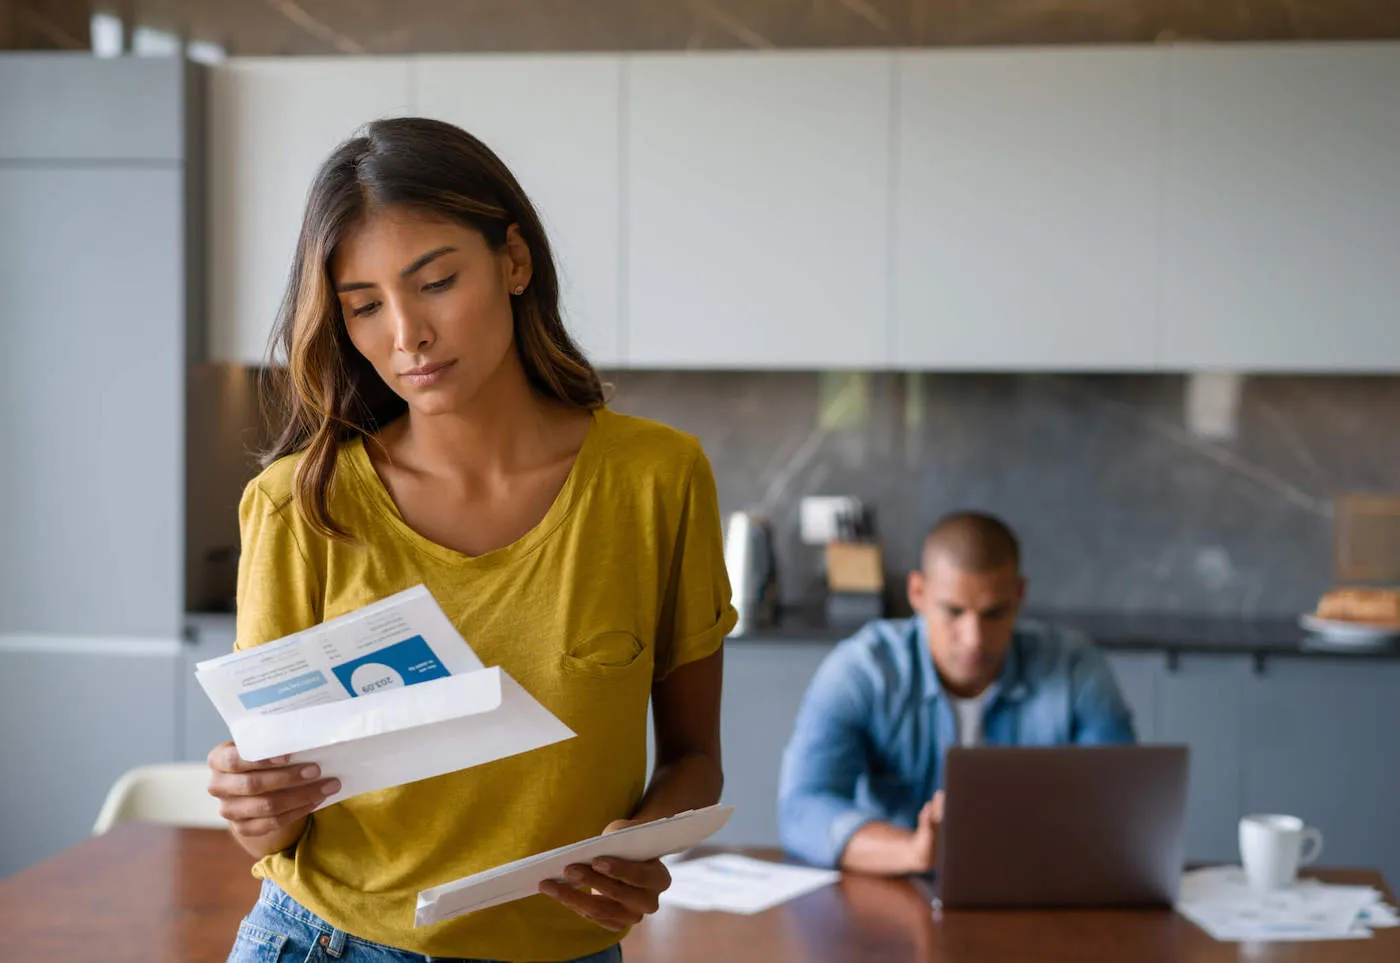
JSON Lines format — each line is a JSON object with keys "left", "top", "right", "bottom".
{"left": 0, "top": 168, "right": 183, "bottom": 639}
{"left": 713, "top": 642, "right": 832, "bottom": 845}
{"left": 206, "top": 58, "right": 413, "bottom": 364}
{"left": 1105, "top": 652, "right": 1162, "bottom": 743}
{"left": 415, "top": 55, "right": 624, "bottom": 367}
{"left": 625, "top": 52, "right": 891, "bottom": 369}
{"left": 0, "top": 53, "right": 183, "bottom": 162}
{"left": 181, "top": 617, "right": 238, "bottom": 762}
{"left": 895, "top": 49, "right": 1162, "bottom": 370}
{"left": 0, "top": 642, "right": 180, "bottom": 877}
{"left": 1245, "top": 659, "right": 1400, "bottom": 889}
{"left": 1161, "top": 44, "right": 1400, "bottom": 370}
{"left": 1157, "top": 655, "right": 1251, "bottom": 863}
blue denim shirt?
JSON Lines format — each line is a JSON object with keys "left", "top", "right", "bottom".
{"left": 777, "top": 617, "right": 1136, "bottom": 868}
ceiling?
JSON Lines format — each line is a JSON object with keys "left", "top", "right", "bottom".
{"left": 7, "top": 0, "right": 1400, "bottom": 54}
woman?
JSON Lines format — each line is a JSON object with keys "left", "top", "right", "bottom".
{"left": 207, "top": 117, "right": 734, "bottom": 963}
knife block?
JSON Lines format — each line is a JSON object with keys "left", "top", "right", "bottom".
{"left": 825, "top": 541, "right": 884, "bottom": 594}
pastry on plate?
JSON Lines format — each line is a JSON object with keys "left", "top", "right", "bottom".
{"left": 1315, "top": 587, "right": 1400, "bottom": 625}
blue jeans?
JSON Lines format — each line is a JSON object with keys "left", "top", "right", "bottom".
{"left": 229, "top": 879, "right": 623, "bottom": 963}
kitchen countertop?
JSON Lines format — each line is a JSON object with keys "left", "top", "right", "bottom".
{"left": 729, "top": 606, "right": 1400, "bottom": 662}
{"left": 185, "top": 608, "right": 1400, "bottom": 661}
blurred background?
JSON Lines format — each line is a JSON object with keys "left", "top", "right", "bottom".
{"left": 3, "top": 0, "right": 1399, "bottom": 888}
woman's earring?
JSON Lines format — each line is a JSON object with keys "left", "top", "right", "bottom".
{"left": 512, "top": 285, "right": 525, "bottom": 295}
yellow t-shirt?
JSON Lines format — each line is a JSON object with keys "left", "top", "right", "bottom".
{"left": 233, "top": 408, "right": 736, "bottom": 961}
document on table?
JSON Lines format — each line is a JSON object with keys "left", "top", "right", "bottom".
{"left": 658, "top": 853, "right": 840, "bottom": 915}
{"left": 195, "top": 585, "right": 575, "bottom": 805}
{"left": 415, "top": 806, "right": 735, "bottom": 927}
{"left": 1176, "top": 866, "right": 1400, "bottom": 942}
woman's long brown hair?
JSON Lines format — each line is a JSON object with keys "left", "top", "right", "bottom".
{"left": 259, "top": 117, "right": 605, "bottom": 539}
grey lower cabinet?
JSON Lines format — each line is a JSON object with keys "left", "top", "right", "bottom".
{"left": 713, "top": 642, "right": 1400, "bottom": 889}
{"left": 713, "top": 645, "right": 1231, "bottom": 856}
{"left": 711, "top": 642, "right": 831, "bottom": 845}
{"left": 1155, "top": 655, "right": 1254, "bottom": 864}
{"left": 1243, "top": 659, "right": 1400, "bottom": 888}
{"left": 1104, "top": 652, "right": 1162, "bottom": 743}
{"left": 1116, "top": 651, "right": 1400, "bottom": 887}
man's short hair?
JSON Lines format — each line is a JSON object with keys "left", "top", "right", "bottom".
{"left": 921, "top": 511, "right": 1021, "bottom": 574}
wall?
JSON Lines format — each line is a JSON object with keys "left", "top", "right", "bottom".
{"left": 605, "top": 371, "right": 1400, "bottom": 618}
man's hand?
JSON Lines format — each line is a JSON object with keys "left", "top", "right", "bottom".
{"left": 907, "top": 790, "right": 945, "bottom": 874}
{"left": 538, "top": 818, "right": 673, "bottom": 932}
{"left": 837, "top": 790, "right": 947, "bottom": 876}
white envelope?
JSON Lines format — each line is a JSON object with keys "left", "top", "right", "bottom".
{"left": 230, "top": 666, "right": 576, "bottom": 806}
{"left": 415, "top": 805, "right": 735, "bottom": 926}
{"left": 194, "top": 585, "right": 576, "bottom": 807}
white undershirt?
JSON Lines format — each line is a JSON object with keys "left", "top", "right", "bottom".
{"left": 950, "top": 690, "right": 992, "bottom": 747}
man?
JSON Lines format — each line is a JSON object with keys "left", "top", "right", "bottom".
{"left": 778, "top": 511, "right": 1135, "bottom": 873}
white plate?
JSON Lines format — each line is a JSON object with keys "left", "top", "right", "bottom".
{"left": 1298, "top": 614, "right": 1400, "bottom": 646}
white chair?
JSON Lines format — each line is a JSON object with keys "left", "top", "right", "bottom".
{"left": 92, "top": 762, "right": 227, "bottom": 835}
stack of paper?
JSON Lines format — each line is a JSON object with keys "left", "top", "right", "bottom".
{"left": 195, "top": 585, "right": 575, "bottom": 805}
{"left": 415, "top": 806, "right": 734, "bottom": 926}
{"left": 1177, "top": 866, "right": 1400, "bottom": 941}
{"left": 659, "top": 854, "right": 840, "bottom": 915}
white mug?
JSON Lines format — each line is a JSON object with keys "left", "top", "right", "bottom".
{"left": 1239, "top": 814, "right": 1324, "bottom": 890}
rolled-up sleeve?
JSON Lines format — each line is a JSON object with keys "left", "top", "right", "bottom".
{"left": 654, "top": 444, "right": 737, "bottom": 681}
{"left": 1070, "top": 644, "right": 1137, "bottom": 745}
{"left": 777, "top": 642, "right": 880, "bottom": 868}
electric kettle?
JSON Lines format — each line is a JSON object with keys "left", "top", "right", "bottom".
{"left": 723, "top": 511, "right": 779, "bottom": 636}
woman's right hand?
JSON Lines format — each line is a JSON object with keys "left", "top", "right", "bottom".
{"left": 206, "top": 741, "right": 340, "bottom": 845}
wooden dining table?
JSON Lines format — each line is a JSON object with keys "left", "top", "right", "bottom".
{"left": 0, "top": 824, "right": 1394, "bottom": 962}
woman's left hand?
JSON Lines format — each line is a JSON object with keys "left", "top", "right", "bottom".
{"left": 538, "top": 819, "right": 673, "bottom": 932}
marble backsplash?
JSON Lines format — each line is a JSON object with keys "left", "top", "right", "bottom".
{"left": 603, "top": 371, "right": 1400, "bottom": 618}
{"left": 187, "top": 366, "right": 1400, "bottom": 619}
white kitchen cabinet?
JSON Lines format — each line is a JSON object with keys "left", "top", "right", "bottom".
{"left": 0, "top": 639, "right": 181, "bottom": 876}
{"left": 625, "top": 52, "right": 892, "bottom": 369}
{"left": 415, "top": 55, "right": 624, "bottom": 366}
{"left": 1161, "top": 44, "right": 1400, "bottom": 371}
{"left": 0, "top": 166, "right": 184, "bottom": 639}
{"left": 182, "top": 615, "right": 238, "bottom": 763}
{"left": 894, "top": 48, "right": 1163, "bottom": 370}
{"left": 203, "top": 44, "right": 1400, "bottom": 373}
{"left": 1, "top": 55, "right": 191, "bottom": 641}
{"left": 206, "top": 58, "right": 413, "bottom": 365}
{"left": 0, "top": 54, "right": 184, "bottom": 162}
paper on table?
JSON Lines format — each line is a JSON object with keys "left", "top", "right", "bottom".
{"left": 195, "top": 585, "right": 575, "bottom": 806}
{"left": 415, "top": 806, "right": 734, "bottom": 927}
{"left": 659, "top": 854, "right": 839, "bottom": 914}
{"left": 1359, "top": 903, "right": 1400, "bottom": 928}
{"left": 1176, "top": 866, "right": 1392, "bottom": 942}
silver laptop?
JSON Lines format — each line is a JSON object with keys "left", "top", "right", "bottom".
{"left": 934, "top": 745, "right": 1189, "bottom": 909}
